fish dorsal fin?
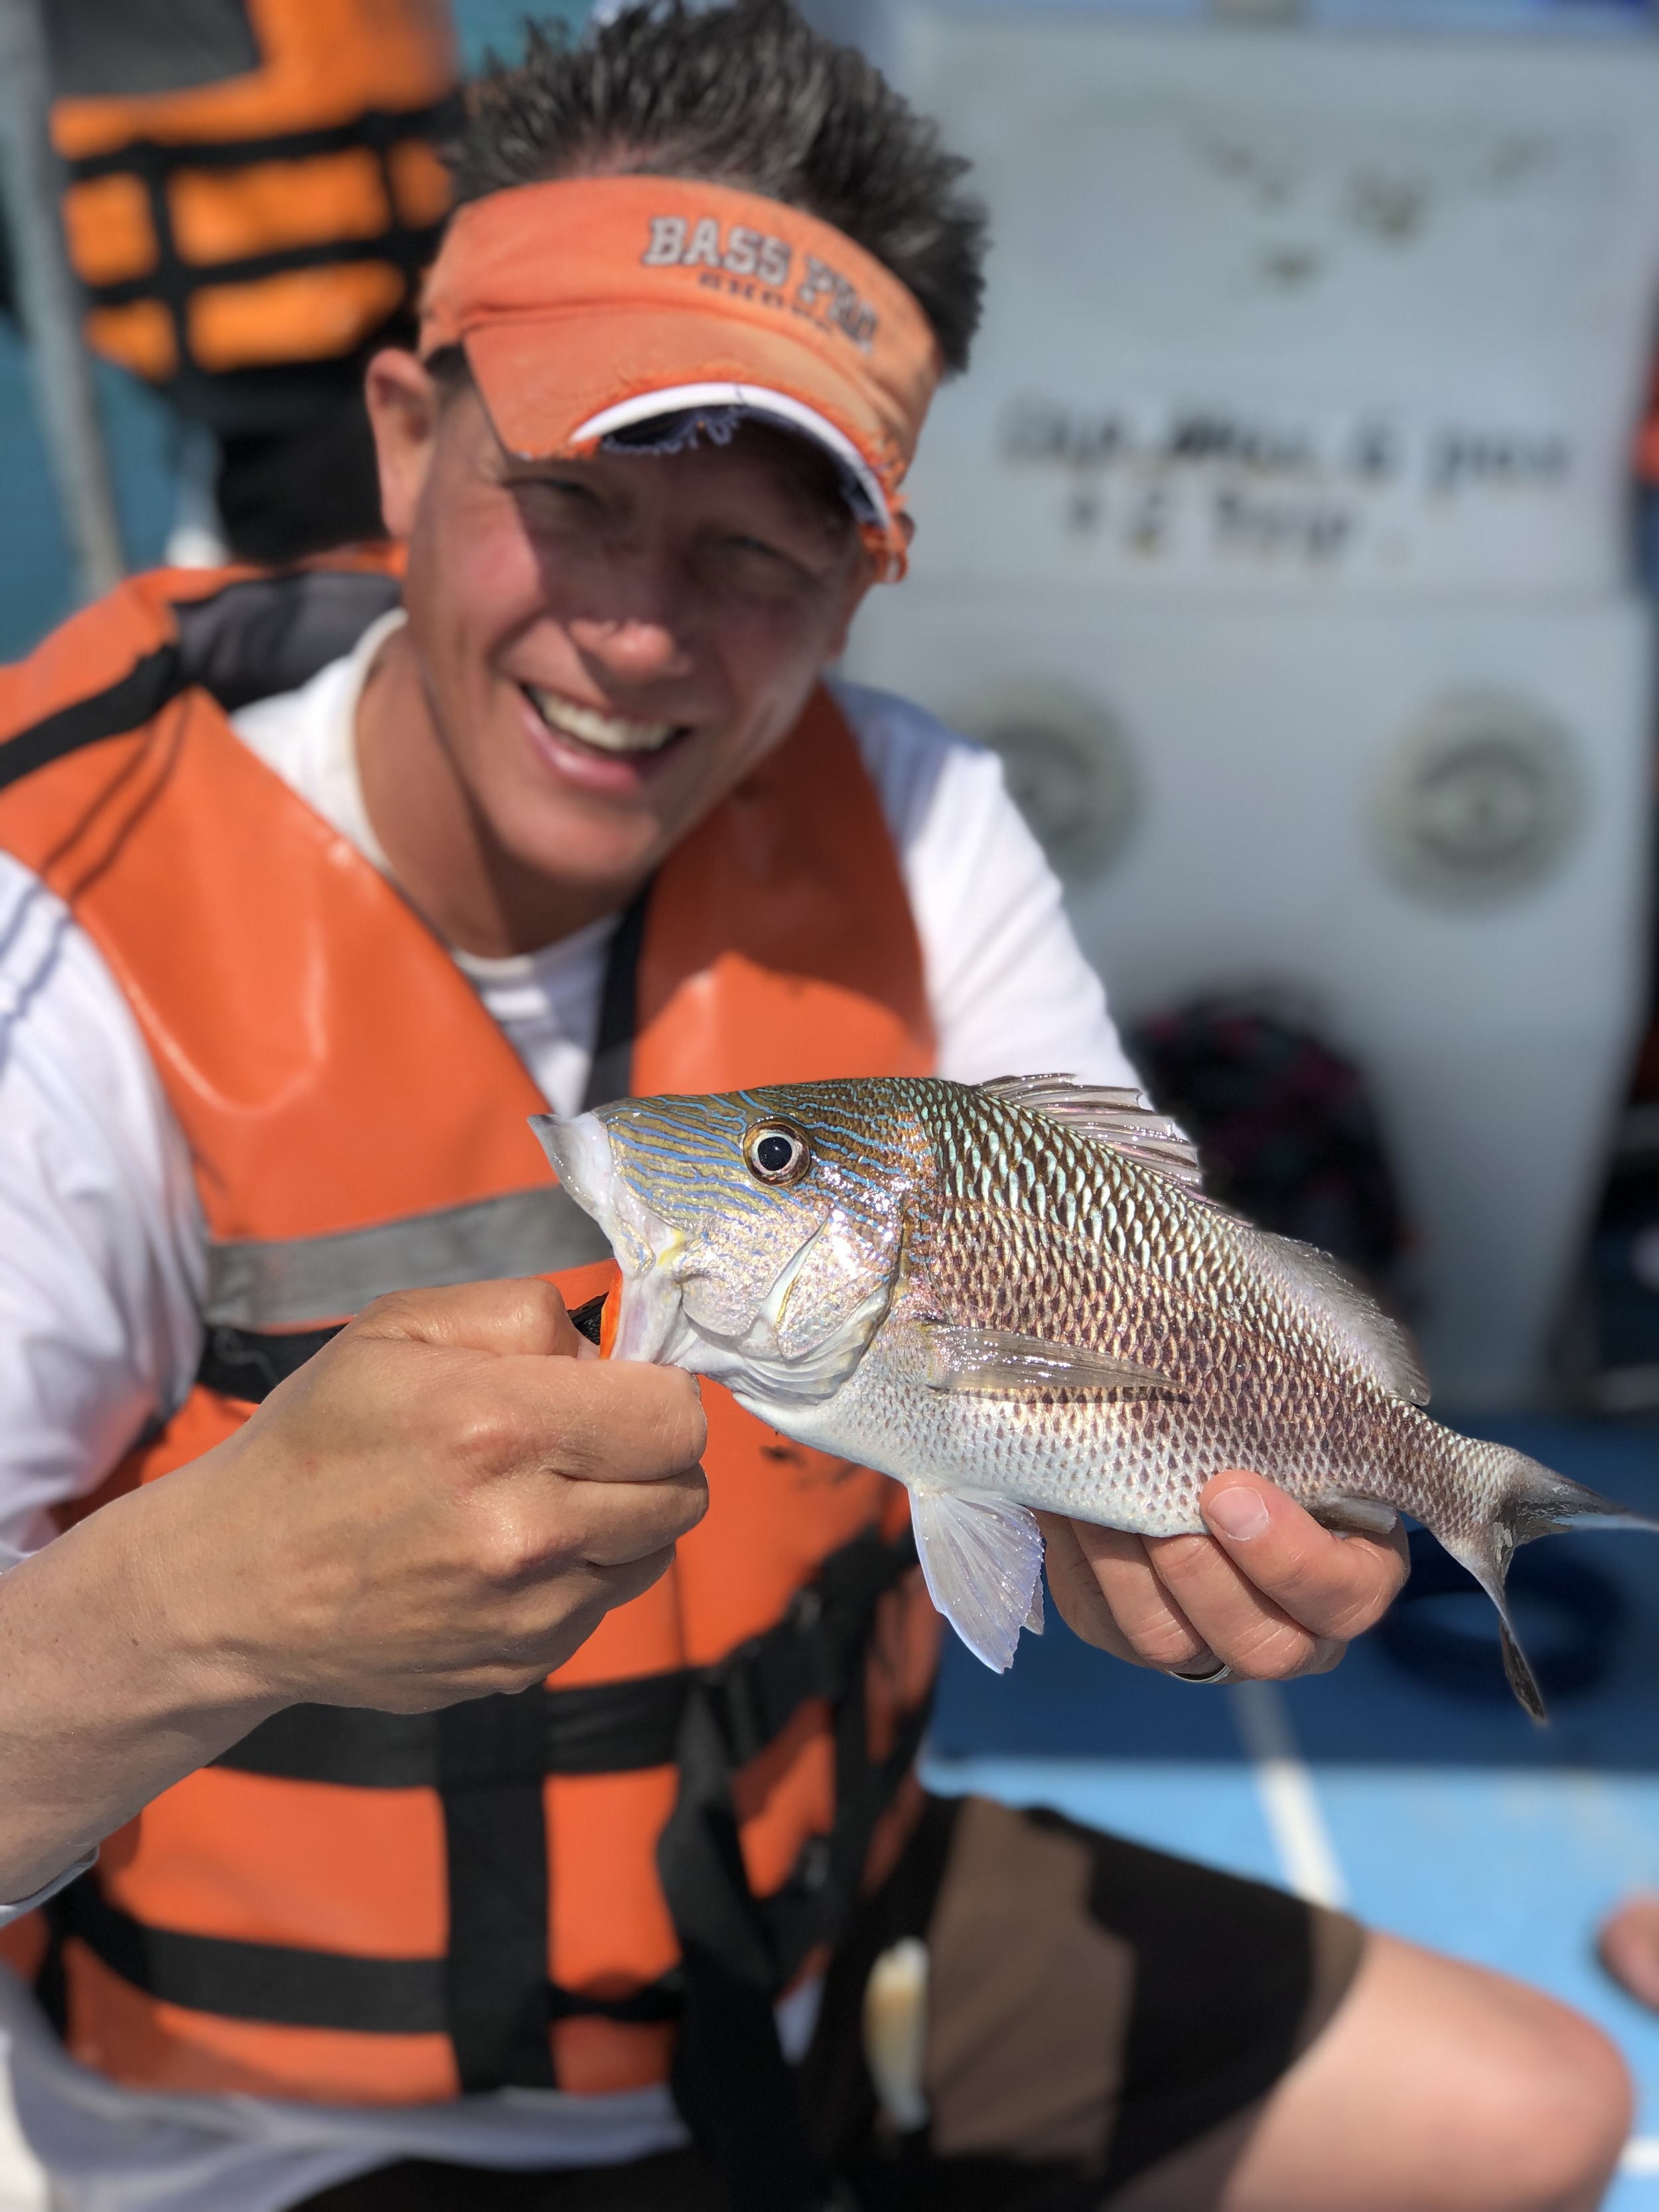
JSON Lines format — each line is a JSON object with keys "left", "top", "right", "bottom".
{"left": 1244, "top": 1226, "right": 1430, "bottom": 1406}
{"left": 979, "top": 1074, "right": 1204, "bottom": 1189}
{"left": 976, "top": 1076, "right": 1427, "bottom": 1406}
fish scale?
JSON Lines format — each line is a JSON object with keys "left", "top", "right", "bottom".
{"left": 535, "top": 1073, "right": 1659, "bottom": 1719}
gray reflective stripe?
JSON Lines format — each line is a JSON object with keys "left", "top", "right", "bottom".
{"left": 204, "top": 1187, "right": 613, "bottom": 1330}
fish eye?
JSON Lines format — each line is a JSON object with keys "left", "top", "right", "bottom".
{"left": 743, "top": 1119, "right": 813, "bottom": 1187}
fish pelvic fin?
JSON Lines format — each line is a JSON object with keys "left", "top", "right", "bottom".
{"left": 908, "top": 1487, "right": 1046, "bottom": 1672}
{"left": 1441, "top": 1449, "right": 1659, "bottom": 1726}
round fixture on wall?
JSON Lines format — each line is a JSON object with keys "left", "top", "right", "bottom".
{"left": 1371, "top": 692, "right": 1584, "bottom": 907}
{"left": 947, "top": 678, "right": 1139, "bottom": 879}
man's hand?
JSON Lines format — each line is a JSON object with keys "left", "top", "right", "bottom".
{"left": 1037, "top": 1468, "right": 1409, "bottom": 1680}
{"left": 159, "top": 1276, "right": 708, "bottom": 1712}
{"left": 0, "top": 1278, "right": 705, "bottom": 1903}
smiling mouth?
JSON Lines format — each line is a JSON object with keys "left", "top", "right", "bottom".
{"left": 525, "top": 684, "right": 689, "bottom": 757}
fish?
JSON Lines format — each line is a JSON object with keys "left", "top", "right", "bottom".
{"left": 533, "top": 1074, "right": 1658, "bottom": 1719}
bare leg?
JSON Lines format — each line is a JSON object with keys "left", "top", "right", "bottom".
{"left": 1598, "top": 1893, "right": 1659, "bottom": 2010}
{"left": 1106, "top": 1933, "right": 1632, "bottom": 2212}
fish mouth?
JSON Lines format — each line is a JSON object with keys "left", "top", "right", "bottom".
{"left": 531, "top": 1112, "right": 689, "bottom": 1363}
{"left": 531, "top": 1111, "right": 888, "bottom": 1398}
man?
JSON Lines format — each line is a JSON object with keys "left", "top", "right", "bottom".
{"left": 0, "top": 5, "right": 1632, "bottom": 2208}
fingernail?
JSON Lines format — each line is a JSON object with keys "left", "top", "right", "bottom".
{"left": 1207, "top": 1487, "right": 1270, "bottom": 1541}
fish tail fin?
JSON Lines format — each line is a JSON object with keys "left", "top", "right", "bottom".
{"left": 1443, "top": 1449, "right": 1659, "bottom": 1727}
{"left": 1496, "top": 1451, "right": 1659, "bottom": 1542}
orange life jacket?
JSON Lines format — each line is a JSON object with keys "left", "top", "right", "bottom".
{"left": 51, "top": 0, "right": 459, "bottom": 386}
{"left": 0, "top": 564, "right": 941, "bottom": 2134}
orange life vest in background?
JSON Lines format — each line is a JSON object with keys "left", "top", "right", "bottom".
{"left": 52, "top": 0, "right": 459, "bottom": 386}
{"left": 0, "top": 565, "right": 941, "bottom": 2115}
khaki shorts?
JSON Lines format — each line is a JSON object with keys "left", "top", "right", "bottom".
{"left": 299, "top": 1795, "right": 1364, "bottom": 2212}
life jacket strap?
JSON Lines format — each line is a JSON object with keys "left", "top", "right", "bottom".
{"left": 47, "top": 1528, "right": 924, "bottom": 2069}
{"left": 656, "top": 1531, "right": 928, "bottom": 2212}
{"left": 48, "top": 1878, "right": 685, "bottom": 2037}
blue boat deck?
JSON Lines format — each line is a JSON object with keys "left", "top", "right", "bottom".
{"left": 924, "top": 1416, "right": 1659, "bottom": 2204}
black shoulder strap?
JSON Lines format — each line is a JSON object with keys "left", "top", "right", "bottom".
{"left": 658, "top": 1538, "right": 929, "bottom": 2212}
{"left": 171, "top": 569, "right": 401, "bottom": 711}
{"left": 0, "top": 568, "right": 401, "bottom": 797}
{"left": 0, "top": 646, "right": 184, "bottom": 794}
{"left": 582, "top": 881, "right": 651, "bottom": 1113}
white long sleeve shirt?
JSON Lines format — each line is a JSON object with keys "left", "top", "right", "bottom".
{"left": 0, "top": 612, "right": 1137, "bottom": 2211}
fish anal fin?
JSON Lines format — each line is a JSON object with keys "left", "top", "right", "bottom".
{"left": 1309, "top": 1493, "right": 1400, "bottom": 1538}
{"left": 924, "top": 1325, "right": 1176, "bottom": 1397}
{"left": 978, "top": 1074, "right": 1206, "bottom": 1191}
{"left": 908, "top": 1487, "right": 1045, "bottom": 1672}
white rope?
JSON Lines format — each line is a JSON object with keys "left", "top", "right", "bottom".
{"left": 1228, "top": 1678, "right": 1348, "bottom": 1910}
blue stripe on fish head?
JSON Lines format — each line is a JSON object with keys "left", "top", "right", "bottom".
{"left": 591, "top": 1081, "right": 933, "bottom": 1375}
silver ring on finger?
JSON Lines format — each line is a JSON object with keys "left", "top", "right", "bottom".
{"left": 1166, "top": 1655, "right": 1234, "bottom": 1684}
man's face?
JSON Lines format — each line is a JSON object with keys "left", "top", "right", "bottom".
{"left": 371, "top": 359, "right": 875, "bottom": 905}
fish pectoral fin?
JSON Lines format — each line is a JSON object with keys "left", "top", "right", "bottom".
{"left": 909, "top": 1487, "right": 1046, "bottom": 1672}
{"left": 1309, "top": 1493, "right": 1401, "bottom": 1538}
{"left": 922, "top": 1326, "right": 1177, "bottom": 1396}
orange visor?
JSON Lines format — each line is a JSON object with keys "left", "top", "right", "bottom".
{"left": 419, "top": 175, "right": 941, "bottom": 578}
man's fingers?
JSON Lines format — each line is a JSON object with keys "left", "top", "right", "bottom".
{"left": 1035, "top": 1512, "right": 1210, "bottom": 1671}
{"left": 389, "top": 1542, "right": 688, "bottom": 1707}
{"left": 1193, "top": 1469, "right": 1410, "bottom": 1642}
{"left": 348, "top": 1276, "right": 588, "bottom": 1359}
{"left": 492, "top": 1357, "right": 707, "bottom": 1486}
{"left": 1036, "top": 1515, "right": 1141, "bottom": 1662}
{"left": 1038, "top": 1473, "right": 1409, "bottom": 1682}
{"left": 460, "top": 1362, "right": 709, "bottom": 1578}
{"left": 1070, "top": 1522, "right": 1214, "bottom": 1670}
{"left": 1130, "top": 1470, "right": 1407, "bottom": 1679}
{"left": 591, "top": 1541, "right": 682, "bottom": 1609}
{"left": 1142, "top": 1528, "right": 1325, "bottom": 1676}
{"left": 196, "top": 1276, "right": 719, "bottom": 1712}
{"left": 541, "top": 1464, "right": 709, "bottom": 1568}
{"left": 321, "top": 1287, "right": 708, "bottom": 1487}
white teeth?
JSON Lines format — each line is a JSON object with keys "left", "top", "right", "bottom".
{"left": 528, "top": 686, "right": 680, "bottom": 755}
